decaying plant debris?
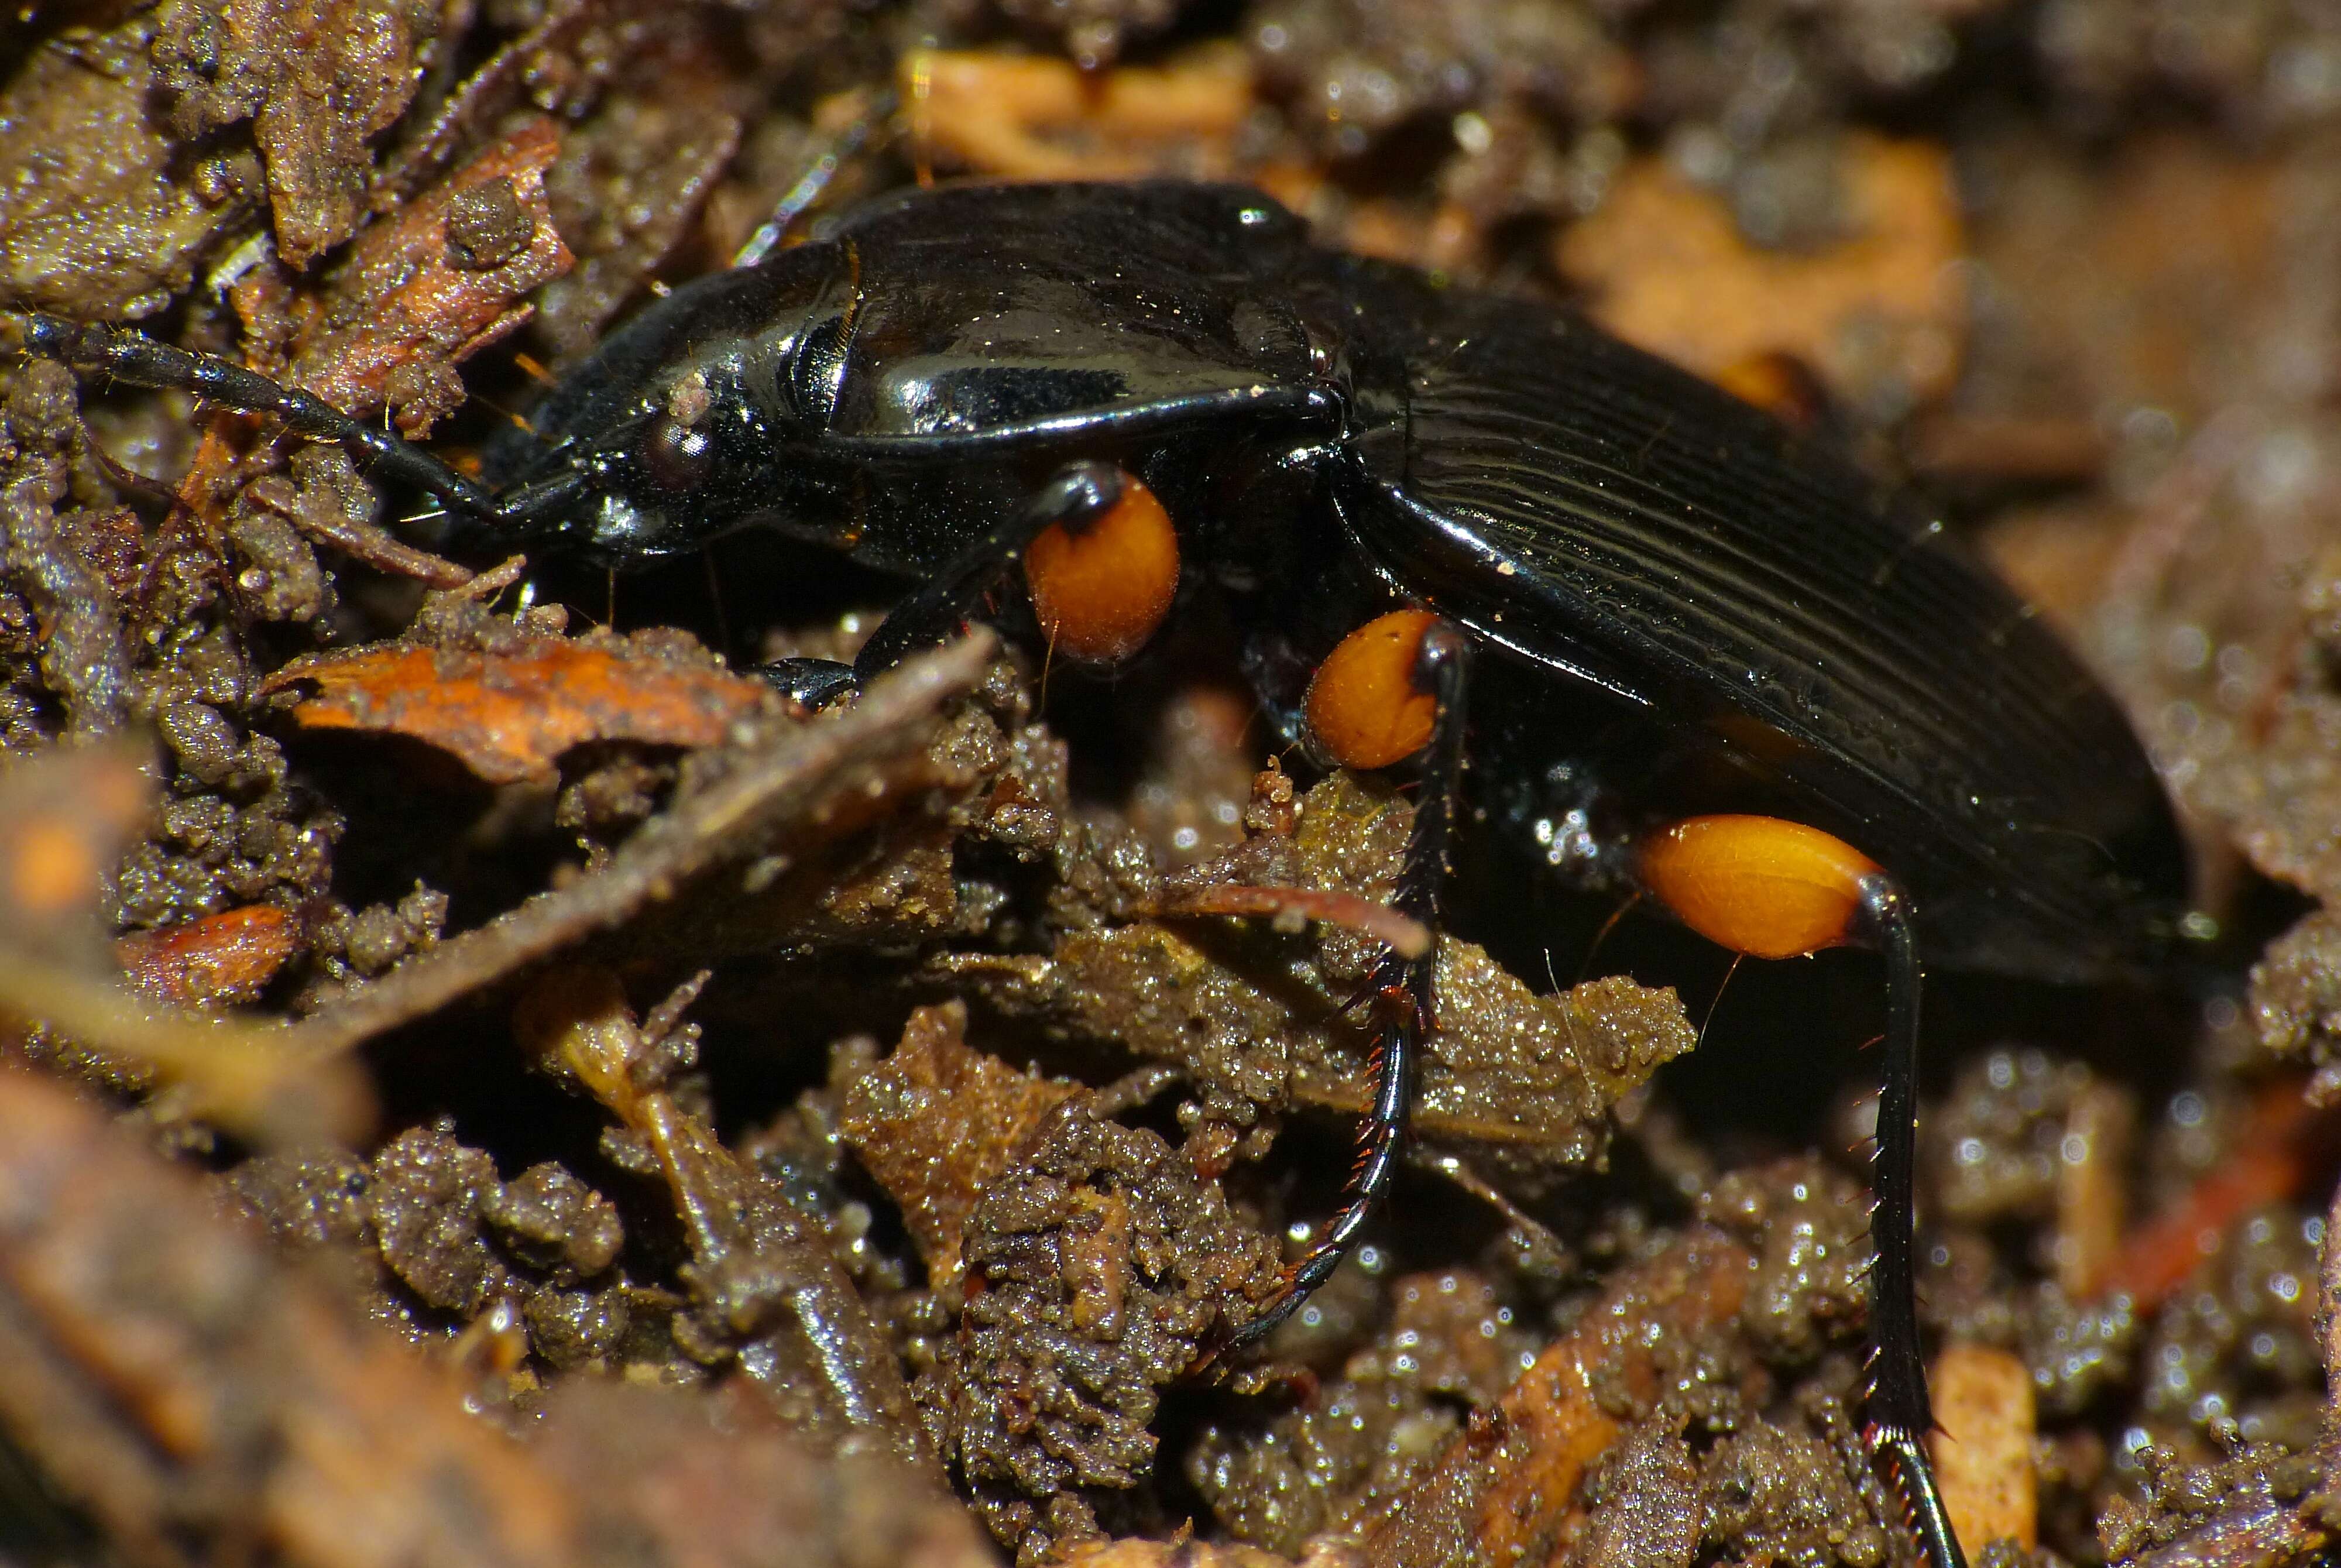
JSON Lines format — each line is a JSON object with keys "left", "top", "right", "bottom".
{"left": 8, "top": 1, "right": 2341, "bottom": 1564}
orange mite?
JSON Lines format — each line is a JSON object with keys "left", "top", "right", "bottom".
{"left": 1022, "top": 469, "right": 1180, "bottom": 663}
{"left": 1638, "top": 814, "right": 1884, "bottom": 960}
{"left": 1304, "top": 609, "right": 1441, "bottom": 770}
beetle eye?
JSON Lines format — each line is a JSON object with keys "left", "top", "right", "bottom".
{"left": 640, "top": 416, "right": 715, "bottom": 492}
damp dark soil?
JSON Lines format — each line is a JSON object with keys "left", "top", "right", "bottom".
{"left": 6, "top": 2, "right": 2341, "bottom": 1565}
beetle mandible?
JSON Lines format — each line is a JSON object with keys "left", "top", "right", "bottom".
{"left": 5, "top": 179, "right": 2191, "bottom": 1568}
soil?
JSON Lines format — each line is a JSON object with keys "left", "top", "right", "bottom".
{"left": 5, "top": 2, "right": 2341, "bottom": 1565}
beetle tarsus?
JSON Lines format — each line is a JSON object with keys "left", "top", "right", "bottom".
{"left": 1872, "top": 1422, "right": 1968, "bottom": 1568}
{"left": 757, "top": 657, "right": 861, "bottom": 709}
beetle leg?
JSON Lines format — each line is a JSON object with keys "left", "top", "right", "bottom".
{"left": 1635, "top": 815, "right": 1964, "bottom": 1568}
{"left": 745, "top": 463, "right": 1116, "bottom": 700}
{"left": 755, "top": 658, "right": 863, "bottom": 709}
{"left": 1858, "top": 876, "right": 1968, "bottom": 1568}
{"left": 1213, "top": 617, "right": 1470, "bottom": 1354}
{"left": 850, "top": 459, "right": 1099, "bottom": 678}
{"left": 838, "top": 459, "right": 1176, "bottom": 684}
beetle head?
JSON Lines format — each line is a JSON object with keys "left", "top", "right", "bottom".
{"left": 476, "top": 248, "right": 843, "bottom": 562}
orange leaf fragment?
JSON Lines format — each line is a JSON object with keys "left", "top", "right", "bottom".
{"left": 286, "top": 116, "right": 574, "bottom": 435}
{"left": 903, "top": 46, "right": 1254, "bottom": 182}
{"left": 117, "top": 905, "right": 303, "bottom": 1007}
{"left": 0, "top": 743, "right": 150, "bottom": 926}
{"left": 1350, "top": 1230, "right": 1752, "bottom": 1566}
{"left": 1470, "top": 1236, "right": 1750, "bottom": 1562}
{"left": 263, "top": 639, "right": 770, "bottom": 785}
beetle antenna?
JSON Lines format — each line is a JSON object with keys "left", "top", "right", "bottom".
{"left": 1856, "top": 873, "right": 1968, "bottom": 1568}
{"left": 733, "top": 88, "right": 897, "bottom": 269}
{"left": 4, "top": 311, "right": 510, "bottom": 528}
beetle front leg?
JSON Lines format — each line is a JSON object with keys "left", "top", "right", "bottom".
{"left": 1212, "top": 613, "right": 1470, "bottom": 1354}
{"left": 760, "top": 459, "right": 1181, "bottom": 705}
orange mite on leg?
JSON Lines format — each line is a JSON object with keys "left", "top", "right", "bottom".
{"left": 1022, "top": 468, "right": 1180, "bottom": 663}
{"left": 1305, "top": 608, "right": 1440, "bottom": 770}
{"left": 1638, "top": 814, "right": 1883, "bottom": 959}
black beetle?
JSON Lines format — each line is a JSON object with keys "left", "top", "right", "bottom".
{"left": 5, "top": 179, "right": 2189, "bottom": 1568}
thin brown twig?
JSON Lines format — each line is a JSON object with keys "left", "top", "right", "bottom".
{"left": 282, "top": 635, "right": 994, "bottom": 1058}
{"left": 252, "top": 467, "right": 474, "bottom": 586}
{"left": 1151, "top": 883, "right": 1432, "bottom": 960}
{"left": 0, "top": 959, "right": 371, "bottom": 1145}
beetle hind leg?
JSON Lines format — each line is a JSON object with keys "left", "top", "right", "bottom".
{"left": 1858, "top": 874, "right": 1968, "bottom": 1568}
{"left": 1633, "top": 817, "right": 1964, "bottom": 1566}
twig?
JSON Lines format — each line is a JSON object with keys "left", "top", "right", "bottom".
{"left": 0, "top": 958, "right": 369, "bottom": 1145}
{"left": 1151, "top": 883, "right": 1431, "bottom": 960}
{"left": 252, "top": 469, "right": 473, "bottom": 586}
{"left": 282, "top": 636, "right": 993, "bottom": 1058}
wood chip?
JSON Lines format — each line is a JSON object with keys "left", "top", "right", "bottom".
{"left": 286, "top": 116, "right": 572, "bottom": 433}
{"left": 116, "top": 905, "right": 303, "bottom": 1007}
{"left": 837, "top": 1001, "right": 1083, "bottom": 1286}
{"left": 1929, "top": 1343, "right": 2038, "bottom": 1555}
{"left": 262, "top": 636, "right": 770, "bottom": 785}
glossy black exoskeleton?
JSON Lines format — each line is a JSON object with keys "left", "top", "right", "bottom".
{"left": 6, "top": 180, "right": 2188, "bottom": 1568}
